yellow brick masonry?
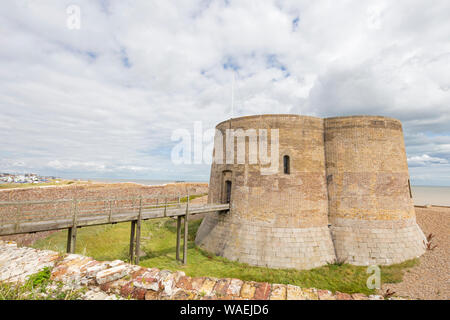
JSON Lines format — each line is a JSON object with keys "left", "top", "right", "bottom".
{"left": 196, "top": 115, "right": 426, "bottom": 269}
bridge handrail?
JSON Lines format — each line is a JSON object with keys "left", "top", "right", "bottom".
{"left": 0, "top": 193, "right": 206, "bottom": 207}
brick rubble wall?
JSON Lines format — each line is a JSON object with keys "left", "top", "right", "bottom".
{"left": 0, "top": 241, "right": 392, "bottom": 300}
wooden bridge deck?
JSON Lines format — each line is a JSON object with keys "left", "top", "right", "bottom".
{"left": 0, "top": 194, "right": 229, "bottom": 265}
{"left": 0, "top": 202, "right": 229, "bottom": 236}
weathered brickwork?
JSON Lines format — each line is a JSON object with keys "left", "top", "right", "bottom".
{"left": 1, "top": 241, "right": 393, "bottom": 300}
{"left": 324, "top": 116, "right": 426, "bottom": 265}
{"left": 196, "top": 115, "right": 336, "bottom": 269}
{"left": 196, "top": 114, "right": 425, "bottom": 269}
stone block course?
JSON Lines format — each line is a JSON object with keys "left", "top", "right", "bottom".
{"left": 317, "top": 289, "right": 336, "bottom": 300}
{"left": 270, "top": 284, "right": 287, "bottom": 300}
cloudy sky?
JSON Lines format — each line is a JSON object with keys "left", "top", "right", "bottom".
{"left": 0, "top": 0, "right": 449, "bottom": 185}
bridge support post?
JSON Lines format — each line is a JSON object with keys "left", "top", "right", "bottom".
{"left": 129, "top": 220, "right": 136, "bottom": 263}
{"left": 134, "top": 197, "right": 143, "bottom": 265}
{"left": 176, "top": 216, "right": 181, "bottom": 261}
{"left": 66, "top": 227, "right": 73, "bottom": 253}
{"left": 108, "top": 200, "right": 113, "bottom": 223}
{"left": 164, "top": 197, "right": 167, "bottom": 217}
{"left": 183, "top": 192, "right": 189, "bottom": 265}
{"left": 14, "top": 205, "right": 22, "bottom": 234}
{"left": 67, "top": 199, "right": 78, "bottom": 253}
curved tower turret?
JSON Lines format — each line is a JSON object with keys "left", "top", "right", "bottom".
{"left": 324, "top": 116, "right": 426, "bottom": 265}
{"left": 195, "top": 114, "right": 426, "bottom": 269}
{"left": 195, "top": 114, "right": 336, "bottom": 270}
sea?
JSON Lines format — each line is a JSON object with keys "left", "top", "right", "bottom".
{"left": 82, "top": 178, "right": 450, "bottom": 207}
{"left": 85, "top": 178, "right": 184, "bottom": 186}
{"left": 410, "top": 186, "right": 450, "bottom": 206}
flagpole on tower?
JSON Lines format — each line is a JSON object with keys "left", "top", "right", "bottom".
{"left": 231, "top": 71, "right": 235, "bottom": 119}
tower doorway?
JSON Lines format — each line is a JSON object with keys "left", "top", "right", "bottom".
{"left": 225, "top": 180, "right": 232, "bottom": 204}
{"left": 221, "top": 170, "right": 232, "bottom": 204}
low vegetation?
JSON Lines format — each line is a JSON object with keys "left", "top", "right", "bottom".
{"left": 32, "top": 216, "right": 417, "bottom": 296}
{"left": 424, "top": 233, "right": 438, "bottom": 251}
{"left": 180, "top": 194, "right": 208, "bottom": 202}
{"left": 0, "top": 267, "right": 85, "bottom": 300}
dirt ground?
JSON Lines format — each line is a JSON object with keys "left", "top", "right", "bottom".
{"left": 381, "top": 206, "right": 449, "bottom": 300}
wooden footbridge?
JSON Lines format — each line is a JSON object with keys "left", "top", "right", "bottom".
{"left": 0, "top": 194, "right": 229, "bottom": 265}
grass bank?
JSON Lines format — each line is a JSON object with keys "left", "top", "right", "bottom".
{"left": 32, "top": 217, "right": 417, "bottom": 295}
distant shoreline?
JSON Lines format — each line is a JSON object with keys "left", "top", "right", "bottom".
{"left": 0, "top": 179, "right": 448, "bottom": 206}
{"left": 76, "top": 181, "right": 450, "bottom": 206}
{"left": 75, "top": 178, "right": 209, "bottom": 185}
{"left": 410, "top": 185, "right": 450, "bottom": 206}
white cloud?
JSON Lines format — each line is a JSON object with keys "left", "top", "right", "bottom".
{"left": 366, "top": 4, "right": 385, "bottom": 30}
{"left": 0, "top": 0, "right": 449, "bottom": 184}
{"left": 407, "top": 154, "right": 449, "bottom": 167}
{"left": 47, "top": 160, "right": 107, "bottom": 172}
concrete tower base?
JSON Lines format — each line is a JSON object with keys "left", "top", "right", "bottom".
{"left": 196, "top": 213, "right": 336, "bottom": 270}
{"left": 331, "top": 218, "right": 426, "bottom": 265}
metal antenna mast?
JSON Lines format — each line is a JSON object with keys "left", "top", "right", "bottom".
{"left": 231, "top": 71, "right": 235, "bottom": 119}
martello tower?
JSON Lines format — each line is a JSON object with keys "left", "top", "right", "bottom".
{"left": 195, "top": 114, "right": 426, "bottom": 269}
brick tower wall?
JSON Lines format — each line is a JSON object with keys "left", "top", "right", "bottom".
{"left": 324, "top": 116, "right": 426, "bottom": 265}
{"left": 195, "top": 115, "right": 336, "bottom": 270}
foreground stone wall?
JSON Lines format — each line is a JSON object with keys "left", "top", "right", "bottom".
{"left": 0, "top": 241, "right": 390, "bottom": 300}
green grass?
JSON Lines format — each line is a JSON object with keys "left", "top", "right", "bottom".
{"left": 0, "top": 267, "right": 85, "bottom": 300}
{"left": 32, "top": 218, "right": 417, "bottom": 295}
{"left": 179, "top": 194, "right": 207, "bottom": 202}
